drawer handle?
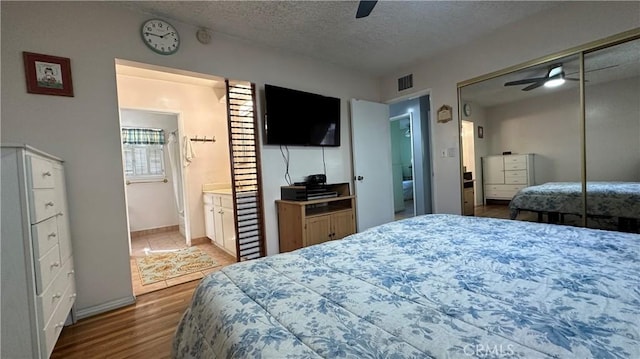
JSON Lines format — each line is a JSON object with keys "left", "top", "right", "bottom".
{"left": 69, "top": 293, "right": 77, "bottom": 301}
{"left": 53, "top": 293, "right": 62, "bottom": 300}
{"left": 50, "top": 261, "right": 60, "bottom": 269}
{"left": 45, "top": 201, "right": 55, "bottom": 207}
{"left": 67, "top": 269, "right": 75, "bottom": 276}
{"left": 42, "top": 171, "right": 52, "bottom": 177}
{"left": 48, "top": 232, "right": 57, "bottom": 238}
{"left": 55, "top": 321, "right": 65, "bottom": 329}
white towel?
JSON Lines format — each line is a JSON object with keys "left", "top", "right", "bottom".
{"left": 184, "top": 136, "right": 196, "bottom": 166}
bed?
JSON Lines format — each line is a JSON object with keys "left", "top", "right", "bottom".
{"left": 509, "top": 182, "right": 640, "bottom": 226}
{"left": 402, "top": 179, "right": 413, "bottom": 201}
{"left": 173, "top": 214, "right": 639, "bottom": 358}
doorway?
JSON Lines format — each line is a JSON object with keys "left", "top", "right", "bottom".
{"left": 390, "top": 113, "right": 415, "bottom": 220}
{"left": 350, "top": 94, "right": 433, "bottom": 231}
{"left": 119, "top": 109, "right": 189, "bottom": 243}
{"left": 114, "top": 62, "right": 267, "bottom": 295}
{"left": 389, "top": 95, "right": 433, "bottom": 217}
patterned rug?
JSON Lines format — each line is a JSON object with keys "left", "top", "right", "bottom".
{"left": 135, "top": 247, "right": 218, "bottom": 285}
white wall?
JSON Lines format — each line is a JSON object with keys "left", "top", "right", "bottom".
{"left": 585, "top": 76, "right": 640, "bottom": 181}
{"left": 379, "top": 2, "right": 640, "bottom": 214}
{"left": 117, "top": 75, "right": 230, "bottom": 240}
{"left": 1, "top": 2, "right": 379, "bottom": 315}
{"left": 481, "top": 76, "right": 640, "bottom": 185}
{"left": 485, "top": 87, "right": 582, "bottom": 184}
{"left": 120, "top": 110, "right": 179, "bottom": 231}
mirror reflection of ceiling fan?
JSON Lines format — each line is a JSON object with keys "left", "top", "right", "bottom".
{"left": 356, "top": 0, "right": 378, "bottom": 18}
{"left": 504, "top": 63, "right": 619, "bottom": 91}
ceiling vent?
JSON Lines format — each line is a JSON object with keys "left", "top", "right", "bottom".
{"left": 397, "top": 74, "right": 413, "bottom": 92}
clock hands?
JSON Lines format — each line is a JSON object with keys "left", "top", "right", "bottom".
{"left": 145, "top": 32, "right": 172, "bottom": 39}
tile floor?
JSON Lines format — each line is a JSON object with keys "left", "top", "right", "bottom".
{"left": 130, "top": 231, "right": 236, "bottom": 295}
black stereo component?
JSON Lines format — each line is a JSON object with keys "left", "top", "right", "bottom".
{"left": 281, "top": 184, "right": 337, "bottom": 201}
{"left": 306, "top": 174, "right": 326, "bottom": 185}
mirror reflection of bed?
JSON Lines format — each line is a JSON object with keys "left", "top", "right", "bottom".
{"left": 459, "top": 36, "right": 640, "bottom": 233}
{"left": 397, "top": 177, "right": 415, "bottom": 220}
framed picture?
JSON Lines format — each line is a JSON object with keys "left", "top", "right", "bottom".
{"left": 478, "top": 126, "right": 484, "bottom": 139}
{"left": 23, "top": 52, "right": 74, "bottom": 97}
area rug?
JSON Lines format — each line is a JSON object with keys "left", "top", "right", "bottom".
{"left": 135, "top": 247, "right": 218, "bottom": 285}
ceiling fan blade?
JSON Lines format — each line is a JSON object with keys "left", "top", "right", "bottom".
{"left": 522, "top": 82, "right": 544, "bottom": 91}
{"left": 504, "top": 77, "right": 547, "bottom": 86}
{"left": 356, "top": 0, "right": 377, "bottom": 18}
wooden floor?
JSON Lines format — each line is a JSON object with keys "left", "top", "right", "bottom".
{"left": 51, "top": 280, "right": 200, "bottom": 359}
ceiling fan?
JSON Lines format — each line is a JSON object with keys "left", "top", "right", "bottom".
{"left": 356, "top": 0, "right": 378, "bottom": 18}
{"left": 504, "top": 63, "right": 620, "bottom": 91}
{"left": 504, "top": 63, "right": 578, "bottom": 91}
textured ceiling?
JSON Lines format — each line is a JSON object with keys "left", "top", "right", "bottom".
{"left": 121, "top": 1, "right": 561, "bottom": 76}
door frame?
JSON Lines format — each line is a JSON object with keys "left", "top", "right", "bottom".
{"left": 386, "top": 89, "right": 435, "bottom": 215}
{"left": 118, "top": 107, "right": 192, "bottom": 251}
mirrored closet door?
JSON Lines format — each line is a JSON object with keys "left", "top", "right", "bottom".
{"left": 458, "top": 30, "right": 640, "bottom": 233}
{"left": 584, "top": 37, "right": 640, "bottom": 231}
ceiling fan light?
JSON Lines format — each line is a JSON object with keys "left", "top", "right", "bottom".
{"left": 548, "top": 65, "right": 563, "bottom": 77}
{"left": 544, "top": 78, "right": 565, "bottom": 88}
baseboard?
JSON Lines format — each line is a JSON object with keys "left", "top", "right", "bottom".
{"left": 191, "top": 236, "right": 210, "bottom": 245}
{"left": 130, "top": 225, "right": 179, "bottom": 238}
{"left": 75, "top": 295, "right": 136, "bottom": 320}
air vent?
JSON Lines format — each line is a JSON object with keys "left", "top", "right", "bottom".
{"left": 398, "top": 74, "right": 413, "bottom": 91}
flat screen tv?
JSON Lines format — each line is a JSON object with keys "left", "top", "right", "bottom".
{"left": 264, "top": 84, "right": 340, "bottom": 147}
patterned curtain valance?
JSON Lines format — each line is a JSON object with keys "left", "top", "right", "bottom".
{"left": 122, "top": 128, "right": 165, "bottom": 145}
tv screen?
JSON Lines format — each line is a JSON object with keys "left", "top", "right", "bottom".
{"left": 264, "top": 84, "right": 340, "bottom": 147}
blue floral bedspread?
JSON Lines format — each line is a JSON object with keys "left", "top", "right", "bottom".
{"left": 509, "top": 182, "right": 640, "bottom": 220}
{"left": 173, "top": 214, "right": 640, "bottom": 358}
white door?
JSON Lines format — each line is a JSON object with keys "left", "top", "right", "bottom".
{"left": 350, "top": 99, "right": 394, "bottom": 231}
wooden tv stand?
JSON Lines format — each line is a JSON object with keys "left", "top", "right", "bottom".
{"left": 276, "top": 183, "right": 356, "bottom": 253}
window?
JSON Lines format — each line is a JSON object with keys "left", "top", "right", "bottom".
{"left": 121, "top": 128, "right": 166, "bottom": 181}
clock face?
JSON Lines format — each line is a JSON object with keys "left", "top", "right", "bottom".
{"left": 464, "top": 103, "right": 472, "bottom": 117}
{"left": 141, "top": 19, "right": 180, "bottom": 55}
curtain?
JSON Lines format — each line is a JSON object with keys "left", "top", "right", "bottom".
{"left": 121, "top": 128, "right": 165, "bottom": 145}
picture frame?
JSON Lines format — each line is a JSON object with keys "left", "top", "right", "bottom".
{"left": 23, "top": 52, "right": 74, "bottom": 97}
{"left": 478, "top": 126, "right": 484, "bottom": 139}
{"left": 436, "top": 104, "right": 452, "bottom": 123}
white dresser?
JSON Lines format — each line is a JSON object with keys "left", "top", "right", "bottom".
{"left": 1, "top": 145, "right": 76, "bottom": 358}
{"left": 482, "top": 154, "right": 535, "bottom": 201}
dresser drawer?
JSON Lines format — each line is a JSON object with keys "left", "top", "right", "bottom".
{"left": 505, "top": 169, "right": 527, "bottom": 178}
{"left": 505, "top": 176, "right": 528, "bottom": 185}
{"left": 30, "top": 189, "right": 57, "bottom": 224}
{"left": 484, "top": 184, "right": 526, "bottom": 199}
{"left": 42, "top": 281, "right": 75, "bottom": 358}
{"left": 37, "top": 259, "right": 74, "bottom": 327}
{"left": 34, "top": 244, "right": 62, "bottom": 294}
{"left": 29, "top": 156, "right": 55, "bottom": 189}
{"left": 504, "top": 162, "right": 527, "bottom": 171}
{"left": 32, "top": 217, "right": 59, "bottom": 259}
{"left": 503, "top": 155, "right": 527, "bottom": 165}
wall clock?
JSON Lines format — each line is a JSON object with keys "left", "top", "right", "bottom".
{"left": 463, "top": 103, "right": 472, "bottom": 117}
{"left": 141, "top": 19, "right": 180, "bottom": 55}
